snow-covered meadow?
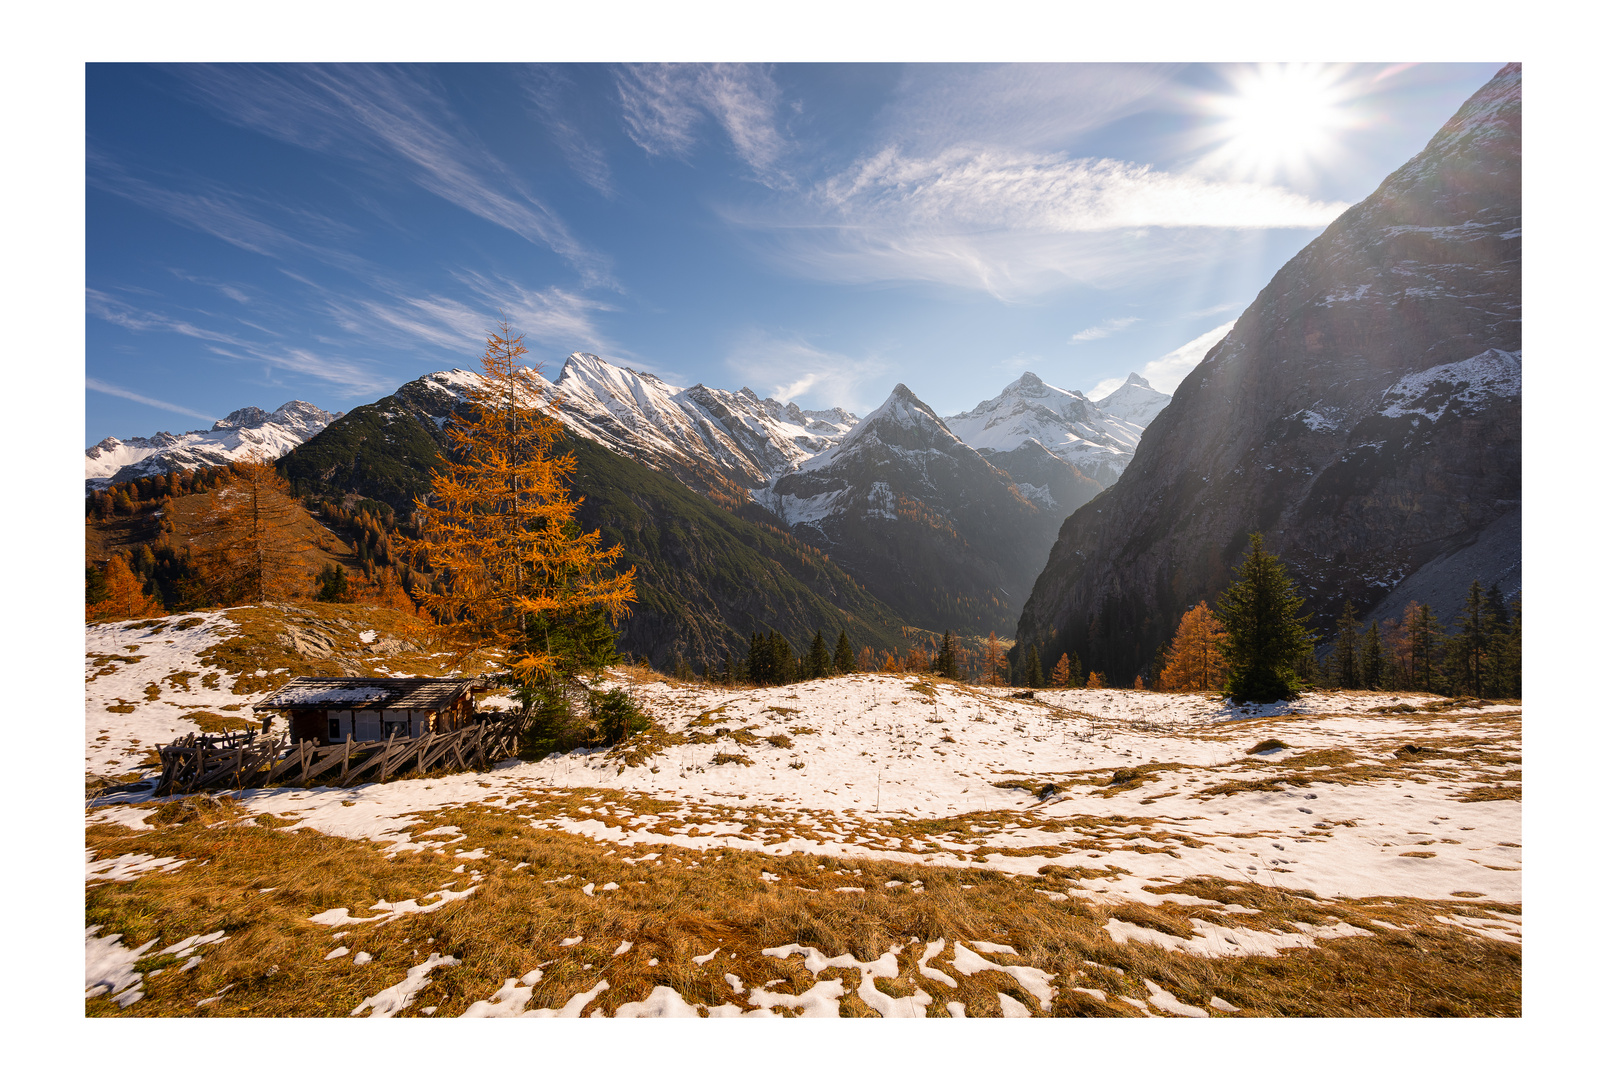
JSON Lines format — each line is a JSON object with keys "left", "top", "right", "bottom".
{"left": 85, "top": 610, "right": 1522, "bottom": 1017}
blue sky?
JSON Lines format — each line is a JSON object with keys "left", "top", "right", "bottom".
{"left": 86, "top": 61, "right": 1506, "bottom": 441}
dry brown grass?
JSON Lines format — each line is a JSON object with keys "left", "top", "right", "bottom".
{"left": 85, "top": 792, "right": 1520, "bottom": 1018}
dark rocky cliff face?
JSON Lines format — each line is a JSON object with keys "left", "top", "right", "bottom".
{"left": 1015, "top": 64, "right": 1521, "bottom": 682}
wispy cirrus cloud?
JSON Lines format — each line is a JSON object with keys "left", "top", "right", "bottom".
{"left": 88, "top": 150, "right": 369, "bottom": 278}
{"left": 1070, "top": 316, "right": 1140, "bottom": 344}
{"left": 86, "top": 378, "right": 218, "bottom": 424}
{"left": 177, "top": 65, "right": 614, "bottom": 287}
{"left": 206, "top": 343, "right": 396, "bottom": 397}
{"left": 87, "top": 288, "right": 246, "bottom": 346}
{"left": 724, "top": 147, "right": 1349, "bottom": 300}
{"left": 872, "top": 64, "right": 1181, "bottom": 156}
{"left": 325, "top": 273, "right": 616, "bottom": 360}
{"left": 89, "top": 287, "right": 394, "bottom": 398}
{"left": 724, "top": 330, "right": 886, "bottom": 412}
{"left": 616, "top": 64, "right": 792, "bottom": 188}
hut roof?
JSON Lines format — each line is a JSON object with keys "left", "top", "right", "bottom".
{"left": 255, "top": 677, "right": 478, "bottom": 713}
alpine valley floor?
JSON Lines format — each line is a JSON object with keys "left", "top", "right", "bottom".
{"left": 85, "top": 607, "right": 1521, "bottom": 1018}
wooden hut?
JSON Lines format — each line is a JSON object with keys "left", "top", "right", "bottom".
{"left": 255, "top": 677, "right": 480, "bottom": 747}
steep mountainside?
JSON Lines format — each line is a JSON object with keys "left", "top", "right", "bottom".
{"left": 86, "top": 401, "right": 339, "bottom": 491}
{"left": 942, "top": 372, "right": 1155, "bottom": 486}
{"left": 1015, "top": 63, "right": 1522, "bottom": 683}
{"left": 763, "top": 384, "right": 1065, "bottom": 636}
{"left": 277, "top": 377, "right": 907, "bottom": 668}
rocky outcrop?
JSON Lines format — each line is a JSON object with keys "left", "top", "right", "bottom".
{"left": 1015, "top": 64, "right": 1522, "bottom": 681}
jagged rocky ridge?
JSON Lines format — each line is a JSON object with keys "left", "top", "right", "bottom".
{"left": 1014, "top": 63, "right": 1522, "bottom": 683}
{"left": 85, "top": 401, "right": 339, "bottom": 491}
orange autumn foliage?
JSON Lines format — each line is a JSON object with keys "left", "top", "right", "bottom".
{"left": 408, "top": 322, "right": 635, "bottom": 686}
{"left": 1159, "top": 601, "right": 1229, "bottom": 691}
{"left": 88, "top": 554, "right": 164, "bottom": 621}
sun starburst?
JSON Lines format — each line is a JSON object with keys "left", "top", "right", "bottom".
{"left": 1195, "top": 64, "right": 1360, "bottom": 185}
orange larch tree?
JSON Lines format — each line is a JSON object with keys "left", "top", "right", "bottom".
{"left": 1051, "top": 653, "right": 1071, "bottom": 688}
{"left": 88, "top": 554, "right": 163, "bottom": 621}
{"left": 408, "top": 322, "right": 636, "bottom": 687}
{"left": 190, "top": 457, "right": 314, "bottom": 605}
{"left": 1159, "top": 601, "right": 1229, "bottom": 691}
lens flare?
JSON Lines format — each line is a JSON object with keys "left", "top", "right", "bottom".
{"left": 1197, "top": 64, "right": 1358, "bottom": 184}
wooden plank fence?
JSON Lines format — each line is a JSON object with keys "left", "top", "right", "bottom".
{"left": 155, "top": 716, "right": 526, "bottom": 796}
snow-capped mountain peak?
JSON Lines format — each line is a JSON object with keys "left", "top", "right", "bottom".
{"left": 941, "top": 371, "right": 1156, "bottom": 487}
{"left": 86, "top": 400, "right": 341, "bottom": 491}
{"left": 1094, "top": 372, "right": 1172, "bottom": 428}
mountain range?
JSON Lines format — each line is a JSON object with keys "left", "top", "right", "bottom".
{"left": 85, "top": 401, "right": 341, "bottom": 491}
{"left": 1014, "top": 63, "right": 1522, "bottom": 683}
{"left": 89, "top": 352, "right": 1164, "bottom": 653}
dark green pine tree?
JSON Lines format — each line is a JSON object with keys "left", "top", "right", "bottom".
{"left": 1494, "top": 592, "right": 1521, "bottom": 699}
{"left": 85, "top": 563, "right": 109, "bottom": 607}
{"left": 767, "top": 631, "right": 796, "bottom": 684}
{"left": 1448, "top": 580, "right": 1492, "bottom": 697}
{"left": 1334, "top": 600, "right": 1360, "bottom": 689}
{"left": 1216, "top": 534, "right": 1315, "bottom": 703}
{"left": 1484, "top": 591, "right": 1513, "bottom": 698}
{"left": 1067, "top": 651, "right": 1084, "bottom": 689}
{"left": 1025, "top": 644, "right": 1044, "bottom": 688}
{"left": 934, "top": 630, "right": 959, "bottom": 679}
{"left": 1362, "top": 621, "right": 1384, "bottom": 690}
{"left": 834, "top": 630, "right": 856, "bottom": 674}
{"left": 1406, "top": 603, "right": 1443, "bottom": 692}
{"left": 316, "top": 563, "right": 351, "bottom": 602}
{"left": 746, "top": 632, "right": 765, "bottom": 685}
{"left": 806, "top": 631, "right": 831, "bottom": 680}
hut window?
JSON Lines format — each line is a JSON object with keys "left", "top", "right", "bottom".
{"left": 328, "top": 714, "right": 341, "bottom": 741}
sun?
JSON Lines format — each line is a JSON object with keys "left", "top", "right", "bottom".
{"left": 1198, "top": 64, "right": 1356, "bottom": 184}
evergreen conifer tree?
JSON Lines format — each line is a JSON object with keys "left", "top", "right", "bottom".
{"left": 1216, "top": 534, "right": 1315, "bottom": 703}
{"left": 746, "top": 632, "right": 764, "bottom": 685}
{"left": 834, "top": 630, "right": 856, "bottom": 674}
{"left": 1025, "top": 644, "right": 1044, "bottom": 688}
{"left": 1362, "top": 621, "right": 1384, "bottom": 690}
{"left": 806, "top": 631, "right": 831, "bottom": 680}
{"left": 1448, "top": 581, "right": 1491, "bottom": 697}
{"left": 85, "top": 563, "right": 109, "bottom": 608}
{"left": 316, "top": 564, "right": 352, "bottom": 602}
{"left": 1405, "top": 602, "right": 1442, "bottom": 692}
{"left": 1334, "top": 600, "right": 1360, "bottom": 689}
{"left": 1499, "top": 592, "right": 1521, "bottom": 698}
{"left": 935, "top": 630, "right": 959, "bottom": 679}
{"left": 1067, "top": 652, "right": 1084, "bottom": 689}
